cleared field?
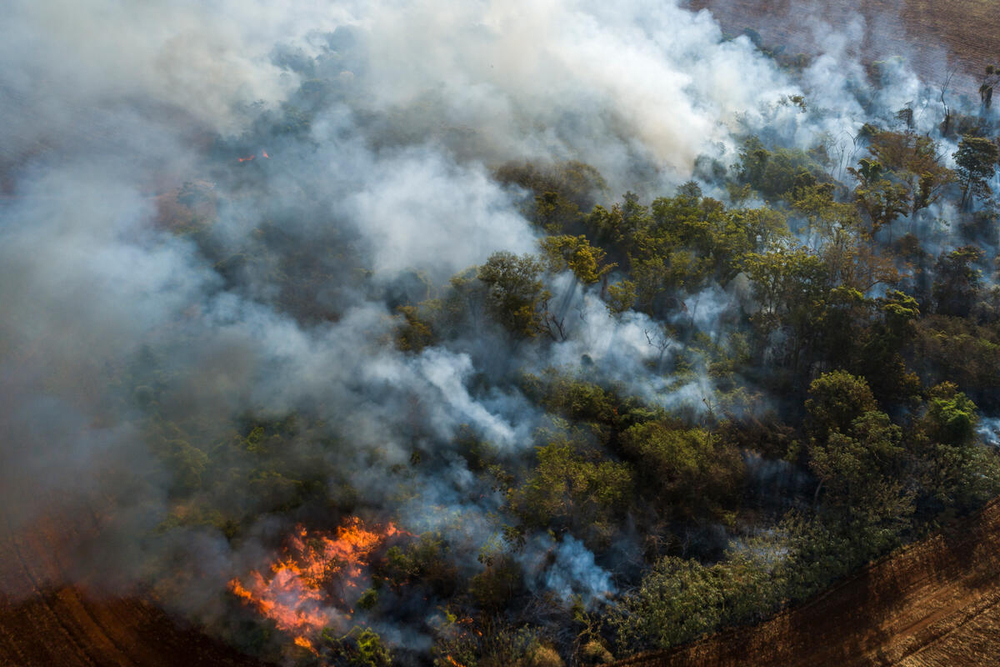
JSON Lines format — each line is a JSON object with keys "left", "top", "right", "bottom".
{"left": 689, "top": 0, "right": 999, "bottom": 92}
{"left": 615, "top": 498, "right": 1000, "bottom": 666}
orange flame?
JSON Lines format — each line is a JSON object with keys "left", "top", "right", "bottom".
{"left": 228, "top": 518, "right": 402, "bottom": 642}
{"left": 262, "top": 151, "right": 270, "bottom": 159}
{"left": 294, "top": 636, "right": 317, "bottom": 653}
{"left": 238, "top": 155, "right": 255, "bottom": 162}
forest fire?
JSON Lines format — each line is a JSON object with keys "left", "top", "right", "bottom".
{"left": 237, "top": 152, "right": 269, "bottom": 163}
{"left": 228, "top": 518, "right": 404, "bottom": 647}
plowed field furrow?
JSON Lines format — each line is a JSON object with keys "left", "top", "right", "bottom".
{"left": 0, "top": 511, "right": 266, "bottom": 667}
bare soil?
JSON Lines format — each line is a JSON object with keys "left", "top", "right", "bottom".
{"left": 689, "top": 0, "right": 1000, "bottom": 93}
{"left": 0, "top": 511, "right": 265, "bottom": 667}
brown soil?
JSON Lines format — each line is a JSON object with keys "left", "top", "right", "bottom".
{"left": 0, "top": 512, "right": 266, "bottom": 667}
{"left": 615, "top": 498, "right": 1000, "bottom": 666}
{"left": 689, "top": 0, "right": 999, "bottom": 92}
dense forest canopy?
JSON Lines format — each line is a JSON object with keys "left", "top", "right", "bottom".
{"left": 2, "top": 0, "right": 1000, "bottom": 665}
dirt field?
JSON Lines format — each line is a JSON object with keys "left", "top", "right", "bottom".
{"left": 615, "top": 498, "right": 1000, "bottom": 667}
{"left": 0, "top": 511, "right": 263, "bottom": 667}
{"left": 689, "top": 0, "right": 999, "bottom": 92}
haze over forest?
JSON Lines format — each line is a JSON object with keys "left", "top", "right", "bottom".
{"left": 2, "top": 1, "right": 1000, "bottom": 665}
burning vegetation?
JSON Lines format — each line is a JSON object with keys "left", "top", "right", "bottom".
{"left": 228, "top": 519, "right": 405, "bottom": 652}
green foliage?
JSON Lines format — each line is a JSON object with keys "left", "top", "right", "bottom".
{"left": 357, "top": 588, "right": 378, "bottom": 610}
{"left": 613, "top": 556, "right": 729, "bottom": 650}
{"left": 737, "top": 137, "right": 829, "bottom": 200}
{"left": 913, "top": 316, "right": 1000, "bottom": 408}
{"left": 612, "top": 545, "right": 780, "bottom": 652}
{"left": 353, "top": 629, "right": 392, "bottom": 667}
{"left": 809, "top": 411, "right": 914, "bottom": 545}
{"left": 924, "top": 382, "right": 979, "bottom": 447}
{"left": 318, "top": 627, "right": 392, "bottom": 667}
{"left": 510, "top": 435, "right": 634, "bottom": 537}
{"left": 804, "top": 371, "right": 878, "bottom": 441}
{"left": 584, "top": 185, "right": 787, "bottom": 315}
{"left": 852, "top": 177, "right": 910, "bottom": 238}
{"left": 865, "top": 130, "right": 953, "bottom": 216}
{"left": 432, "top": 618, "right": 554, "bottom": 667}
{"left": 396, "top": 304, "right": 437, "bottom": 351}
{"left": 494, "top": 160, "right": 607, "bottom": 232}
{"left": 376, "top": 533, "right": 458, "bottom": 596}
{"left": 604, "top": 279, "right": 637, "bottom": 315}
{"left": 519, "top": 370, "right": 645, "bottom": 431}
{"left": 539, "top": 235, "right": 615, "bottom": 284}
{"left": 789, "top": 182, "right": 860, "bottom": 239}
{"left": 620, "top": 422, "right": 744, "bottom": 519}
{"left": 478, "top": 251, "right": 551, "bottom": 338}
{"left": 469, "top": 555, "right": 525, "bottom": 611}
{"left": 932, "top": 246, "right": 984, "bottom": 318}
{"left": 914, "top": 384, "right": 1000, "bottom": 516}
{"left": 743, "top": 247, "right": 829, "bottom": 362}
{"left": 953, "top": 135, "right": 999, "bottom": 209}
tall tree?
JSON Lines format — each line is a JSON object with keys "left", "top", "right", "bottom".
{"left": 477, "top": 251, "right": 551, "bottom": 338}
{"left": 953, "top": 136, "right": 999, "bottom": 210}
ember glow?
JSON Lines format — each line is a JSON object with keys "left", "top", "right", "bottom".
{"left": 237, "top": 155, "right": 255, "bottom": 162}
{"left": 228, "top": 518, "right": 404, "bottom": 645}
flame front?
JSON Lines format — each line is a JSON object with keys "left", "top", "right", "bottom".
{"left": 228, "top": 518, "right": 401, "bottom": 646}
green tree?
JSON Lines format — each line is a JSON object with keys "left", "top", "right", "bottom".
{"left": 809, "top": 412, "right": 913, "bottom": 528}
{"left": 853, "top": 177, "right": 910, "bottom": 240}
{"left": 510, "top": 435, "right": 634, "bottom": 540}
{"left": 737, "top": 137, "right": 828, "bottom": 200}
{"left": 804, "top": 370, "right": 878, "bottom": 442}
{"left": 743, "top": 248, "right": 829, "bottom": 370}
{"left": 915, "top": 383, "right": 1000, "bottom": 515}
{"left": 584, "top": 191, "right": 650, "bottom": 257}
{"left": 604, "top": 279, "right": 637, "bottom": 315}
{"left": 620, "top": 422, "right": 743, "bottom": 519}
{"left": 953, "top": 135, "right": 999, "bottom": 209}
{"left": 469, "top": 555, "right": 525, "bottom": 611}
{"left": 539, "top": 235, "right": 616, "bottom": 285}
{"left": 866, "top": 130, "right": 953, "bottom": 216}
{"left": 932, "top": 246, "right": 984, "bottom": 318}
{"left": 611, "top": 548, "right": 778, "bottom": 652}
{"left": 478, "top": 251, "right": 551, "bottom": 338}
